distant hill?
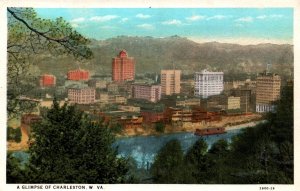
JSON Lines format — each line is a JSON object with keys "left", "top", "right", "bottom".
{"left": 33, "top": 36, "right": 293, "bottom": 80}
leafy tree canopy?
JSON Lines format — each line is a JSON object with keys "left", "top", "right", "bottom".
{"left": 151, "top": 139, "right": 184, "bottom": 183}
{"left": 7, "top": 8, "right": 92, "bottom": 117}
{"left": 25, "top": 99, "right": 128, "bottom": 183}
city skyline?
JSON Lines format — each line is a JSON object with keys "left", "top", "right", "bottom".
{"left": 6, "top": 5, "right": 294, "bottom": 187}
{"left": 35, "top": 8, "right": 293, "bottom": 45}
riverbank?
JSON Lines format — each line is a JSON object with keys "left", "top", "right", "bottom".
{"left": 224, "top": 120, "right": 266, "bottom": 131}
{"left": 7, "top": 114, "right": 263, "bottom": 151}
{"left": 118, "top": 113, "right": 263, "bottom": 138}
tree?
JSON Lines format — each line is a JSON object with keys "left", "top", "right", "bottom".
{"left": 7, "top": 153, "right": 26, "bottom": 183}
{"left": 268, "top": 83, "right": 293, "bottom": 144}
{"left": 155, "top": 122, "right": 165, "bottom": 133}
{"left": 14, "top": 127, "right": 22, "bottom": 143}
{"left": 184, "top": 139, "right": 210, "bottom": 183}
{"left": 207, "top": 139, "right": 230, "bottom": 183}
{"left": 25, "top": 99, "right": 128, "bottom": 183}
{"left": 228, "top": 122, "right": 293, "bottom": 184}
{"left": 7, "top": 8, "right": 92, "bottom": 117}
{"left": 7, "top": 126, "right": 22, "bottom": 143}
{"left": 151, "top": 139, "right": 184, "bottom": 183}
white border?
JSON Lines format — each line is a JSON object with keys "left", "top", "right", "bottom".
{"left": 1, "top": 0, "right": 299, "bottom": 191}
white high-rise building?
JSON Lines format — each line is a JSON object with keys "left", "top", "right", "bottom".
{"left": 194, "top": 70, "right": 224, "bottom": 98}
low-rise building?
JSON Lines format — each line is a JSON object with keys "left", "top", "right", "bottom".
{"left": 88, "top": 79, "right": 107, "bottom": 89}
{"left": 226, "top": 96, "right": 240, "bottom": 110}
{"left": 68, "top": 87, "right": 96, "bottom": 104}
{"left": 176, "top": 98, "right": 200, "bottom": 107}
{"left": 99, "top": 111, "right": 142, "bottom": 128}
{"left": 107, "top": 83, "right": 119, "bottom": 94}
{"left": 39, "top": 74, "right": 56, "bottom": 87}
{"left": 141, "top": 111, "right": 165, "bottom": 123}
{"left": 99, "top": 93, "right": 109, "bottom": 103}
{"left": 118, "top": 105, "right": 140, "bottom": 112}
{"left": 114, "top": 95, "right": 127, "bottom": 104}
{"left": 132, "top": 84, "right": 161, "bottom": 102}
{"left": 67, "top": 69, "right": 90, "bottom": 81}
{"left": 98, "top": 93, "right": 127, "bottom": 104}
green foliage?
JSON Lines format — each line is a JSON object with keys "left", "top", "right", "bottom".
{"left": 206, "top": 139, "right": 230, "bottom": 183}
{"left": 268, "top": 84, "right": 293, "bottom": 143}
{"left": 150, "top": 83, "right": 293, "bottom": 183}
{"left": 7, "top": 8, "right": 92, "bottom": 117}
{"left": 15, "top": 127, "right": 22, "bottom": 143}
{"left": 7, "top": 153, "right": 26, "bottom": 183}
{"left": 151, "top": 139, "right": 184, "bottom": 183}
{"left": 111, "top": 123, "right": 123, "bottom": 134}
{"left": 125, "top": 157, "right": 152, "bottom": 183}
{"left": 184, "top": 139, "right": 210, "bottom": 183}
{"left": 24, "top": 99, "right": 128, "bottom": 183}
{"left": 7, "top": 127, "right": 22, "bottom": 143}
{"left": 155, "top": 122, "right": 165, "bottom": 133}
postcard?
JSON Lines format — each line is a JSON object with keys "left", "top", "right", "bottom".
{"left": 1, "top": 0, "right": 298, "bottom": 191}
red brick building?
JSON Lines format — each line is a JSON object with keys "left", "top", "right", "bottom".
{"left": 112, "top": 50, "right": 135, "bottom": 82}
{"left": 141, "top": 111, "right": 164, "bottom": 123}
{"left": 67, "top": 69, "right": 90, "bottom": 81}
{"left": 39, "top": 74, "right": 56, "bottom": 87}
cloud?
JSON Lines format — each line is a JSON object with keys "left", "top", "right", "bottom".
{"left": 70, "top": 17, "right": 85, "bottom": 23}
{"left": 121, "top": 18, "right": 129, "bottom": 22}
{"left": 137, "top": 23, "right": 154, "bottom": 29}
{"left": 256, "top": 15, "right": 267, "bottom": 20}
{"left": 186, "top": 15, "right": 206, "bottom": 21}
{"left": 257, "top": 14, "right": 284, "bottom": 20}
{"left": 270, "top": 14, "right": 284, "bottom": 18}
{"left": 162, "top": 19, "right": 182, "bottom": 25}
{"left": 235, "top": 17, "right": 253, "bottom": 23}
{"left": 136, "top": 14, "right": 151, "bottom": 19}
{"left": 71, "top": 23, "right": 79, "bottom": 28}
{"left": 206, "top": 15, "right": 226, "bottom": 20}
{"left": 89, "top": 15, "right": 119, "bottom": 22}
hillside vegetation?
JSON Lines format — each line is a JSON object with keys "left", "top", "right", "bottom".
{"left": 33, "top": 36, "right": 293, "bottom": 79}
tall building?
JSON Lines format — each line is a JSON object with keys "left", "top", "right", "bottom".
{"left": 256, "top": 73, "right": 281, "bottom": 112}
{"left": 132, "top": 84, "right": 161, "bottom": 102}
{"left": 194, "top": 70, "right": 224, "bottom": 98}
{"left": 68, "top": 87, "right": 95, "bottom": 104}
{"left": 160, "top": 70, "right": 181, "bottom": 95}
{"left": 39, "top": 74, "right": 56, "bottom": 87}
{"left": 67, "top": 69, "right": 90, "bottom": 81}
{"left": 112, "top": 50, "right": 135, "bottom": 82}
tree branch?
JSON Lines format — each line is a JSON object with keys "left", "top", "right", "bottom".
{"left": 7, "top": 8, "right": 68, "bottom": 44}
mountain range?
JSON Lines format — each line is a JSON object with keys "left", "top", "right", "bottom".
{"left": 34, "top": 36, "right": 294, "bottom": 80}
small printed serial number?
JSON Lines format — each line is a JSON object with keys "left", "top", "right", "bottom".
{"left": 259, "top": 187, "right": 275, "bottom": 190}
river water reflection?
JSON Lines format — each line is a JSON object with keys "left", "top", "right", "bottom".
{"left": 114, "top": 128, "right": 242, "bottom": 168}
{"left": 12, "top": 128, "right": 242, "bottom": 169}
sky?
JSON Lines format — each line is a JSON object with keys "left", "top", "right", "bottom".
{"left": 35, "top": 8, "right": 293, "bottom": 45}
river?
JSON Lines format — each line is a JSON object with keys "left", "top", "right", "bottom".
{"left": 114, "top": 128, "right": 242, "bottom": 168}
{"left": 12, "top": 128, "right": 243, "bottom": 169}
